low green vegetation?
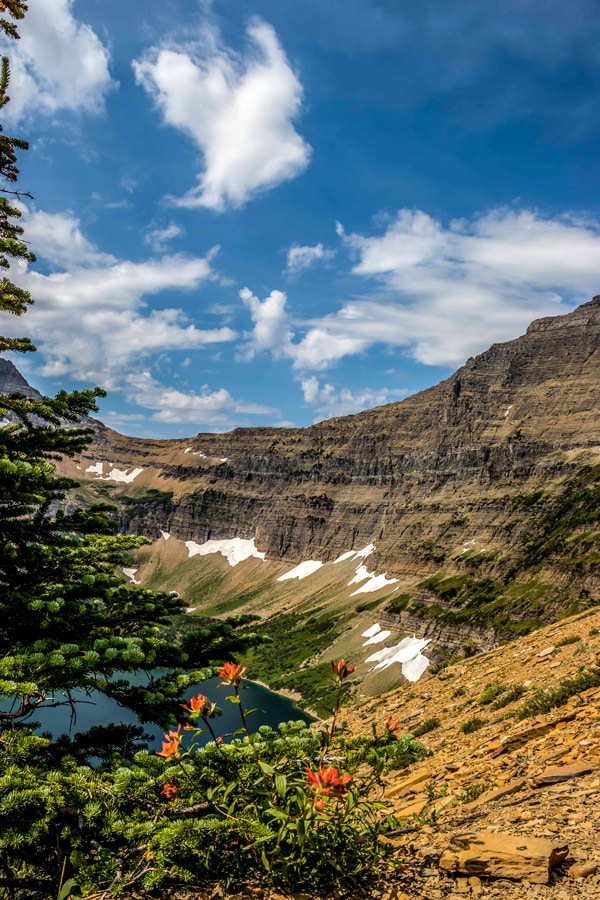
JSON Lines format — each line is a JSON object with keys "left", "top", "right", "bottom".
{"left": 458, "top": 782, "right": 493, "bottom": 804}
{"left": 459, "top": 716, "right": 487, "bottom": 734}
{"left": 490, "top": 683, "right": 527, "bottom": 709}
{"left": 412, "top": 716, "right": 440, "bottom": 737}
{"left": 384, "top": 593, "right": 411, "bottom": 614}
{"left": 239, "top": 611, "right": 344, "bottom": 716}
{"left": 477, "top": 682, "right": 506, "bottom": 706}
{"left": 515, "top": 663, "right": 600, "bottom": 720}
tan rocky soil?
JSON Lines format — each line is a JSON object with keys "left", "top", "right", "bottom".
{"left": 338, "top": 604, "right": 600, "bottom": 899}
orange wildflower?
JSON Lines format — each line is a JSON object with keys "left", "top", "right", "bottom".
{"left": 385, "top": 716, "right": 402, "bottom": 734}
{"left": 180, "top": 692, "right": 217, "bottom": 719}
{"left": 306, "top": 765, "right": 353, "bottom": 804}
{"left": 160, "top": 782, "right": 179, "bottom": 799}
{"left": 331, "top": 659, "right": 357, "bottom": 680}
{"left": 156, "top": 724, "right": 183, "bottom": 759}
{"left": 218, "top": 662, "right": 247, "bottom": 687}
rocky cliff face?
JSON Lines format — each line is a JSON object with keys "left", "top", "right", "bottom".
{"left": 4, "top": 297, "right": 600, "bottom": 647}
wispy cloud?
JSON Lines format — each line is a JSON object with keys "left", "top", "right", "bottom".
{"left": 144, "top": 222, "right": 184, "bottom": 252}
{"left": 133, "top": 19, "right": 310, "bottom": 211}
{"left": 1, "top": 0, "right": 115, "bottom": 122}
{"left": 123, "top": 371, "right": 276, "bottom": 429}
{"left": 238, "top": 207, "right": 600, "bottom": 374}
{"left": 301, "top": 376, "right": 408, "bottom": 421}
{"left": 285, "top": 242, "right": 335, "bottom": 275}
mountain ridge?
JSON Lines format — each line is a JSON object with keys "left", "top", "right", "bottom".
{"left": 2, "top": 297, "right": 600, "bottom": 676}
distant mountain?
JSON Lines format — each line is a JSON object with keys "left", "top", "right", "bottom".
{"left": 5, "top": 297, "right": 600, "bottom": 667}
{"left": 0, "top": 358, "right": 42, "bottom": 399}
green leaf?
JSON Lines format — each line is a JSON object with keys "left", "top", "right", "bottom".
{"left": 275, "top": 773, "right": 287, "bottom": 798}
{"left": 225, "top": 695, "right": 241, "bottom": 704}
{"left": 258, "top": 760, "right": 275, "bottom": 776}
{"left": 58, "top": 878, "right": 81, "bottom": 900}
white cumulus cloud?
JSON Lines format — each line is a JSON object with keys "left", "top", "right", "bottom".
{"left": 1, "top": 0, "right": 114, "bottom": 121}
{"left": 133, "top": 19, "right": 310, "bottom": 211}
{"left": 4, "top": 208, "right": 235, "bottom": 387}
{"left": 237, "top": 286, "right": 294, "bottom": 360}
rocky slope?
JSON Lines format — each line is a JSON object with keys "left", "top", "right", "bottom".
{"left": 338, "top": 603, "right": 600, "bottom": 899}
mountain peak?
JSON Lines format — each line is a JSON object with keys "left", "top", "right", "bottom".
{"left": 0, "top": 358, "right": 41, "bottom": 399}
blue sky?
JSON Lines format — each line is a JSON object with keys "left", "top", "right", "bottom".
{"left": 3, "top": 0, "right": 600, "bottom": 437}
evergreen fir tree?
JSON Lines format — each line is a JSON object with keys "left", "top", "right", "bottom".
{"left": 0, "top": 0, "right": 257, "bottom": 748}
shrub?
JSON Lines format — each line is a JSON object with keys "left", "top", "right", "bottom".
{"left": 478, "top": 683, "right": 506, "bottom": 706}
{"left": 3, "top": 661, "right": 423, "bottom": 896}
{"left": 459, "top": 716, "right": 487, "bottom": 734}
{"left": 412, "top": 717, "right": 440, "bottom": 737}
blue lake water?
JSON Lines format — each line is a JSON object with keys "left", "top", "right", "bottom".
{"left": 27, "top": 675, "right": 312, "bottom": 750}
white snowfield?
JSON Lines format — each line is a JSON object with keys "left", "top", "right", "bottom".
{"left": 362, "top": 629, "right": 391, "bottom": 646}
{"left": 277, "top": 560, "right": 323, "bottom": 581}
{"left": 185, "top": 537, "right": 266, "bottom": 567}
{"left": 350, "top": 568, "right": 399, "bottom": 595}
{"left": 85, "top": 461, "right": 144, "bottom": 484}
{"left": 334, "top": 544, "right": 398, "bottom": 595}
{"left": 365, "top": 636, "right": 431, "bottom": 682}
{"left": 184, "top": 448, "right": 207, "bottom": 457}
{"left": 334, "top": 544, "right": 375, "bottom": 564}
{"left": 361, "top": 623, "right": 382, "bottom": 638}
{"left": 160, "top": 531, "right": 170, "bottom": 541}
{"left": 122, "top": 567, "right": 140, "bottom": 585}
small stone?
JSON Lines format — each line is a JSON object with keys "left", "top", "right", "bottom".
{"left": 569, "top": 862, "right": 598, "bottom": 879}
{"left": 468, "top": 875, "right": 483, "bottom": 894}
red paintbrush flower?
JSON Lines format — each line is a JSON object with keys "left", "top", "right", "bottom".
{"left": 160, "top": 782, "right": 179, "bottom": 799}
{"left": 306, "top": 765, "right": 353, "bottom": 804}
{"left": 218, "top": 662, "right": 247, "bottom": 687}
{"left": 385, "top": 716, "right": 402, "bottom": 735}
{"left": 180, "top": 692, "right": 217, "bottom": 719}
{"left": 331, "top": 659, "right": 357, "bottom": 680}
{"left": 156, "top": 724, "right": 183, "bottom": 759}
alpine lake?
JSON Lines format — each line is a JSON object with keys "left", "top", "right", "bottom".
{"left": 26, "top": 672, "right": 313, "bottom": 753}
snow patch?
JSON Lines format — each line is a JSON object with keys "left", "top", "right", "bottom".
{"left": 504, "top": 405, "right": 513, "bottom": 417}
{"left": 160, "top": 531, "right": 170, "bottom": 541}
{"left": 277, "top": 560, "right": 323, "bottom": 581}
{"left": 184, "top": 447, "right": 207, "bottom": 458}
{"left": 334, "top": 543, "right": 375, "bottom": 564}
{"left": 348, "top": 565, "right": 371, "bottom": 585}
{"left": 365, "top": 636, "right": 431, "bottom": 682}
{"left": 351, "top": 570, "right": 399, "bottom": 595}
{"left": 85, "top": 461, "right": 143, "bottom": 484}
{"left": 185, "top": 537, "right": 266, "bottom": 567}
{"left": 362, "top": 629, "right": 391, "bottom": 646}
{"left": 123, "top": 567, "right": 140, "bottom": 585}
{"left": 361, "top": 623, "right": 382, "bottom": 638}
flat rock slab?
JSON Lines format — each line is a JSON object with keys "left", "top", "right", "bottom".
{"left": 466, "top": 778, "right": 527, "bottom": 809}
{"left": 533, "top": 760, "right": 594, "bottom": 786}
{"left": 439, "top": 832, "right": 569, "bottom": 883}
